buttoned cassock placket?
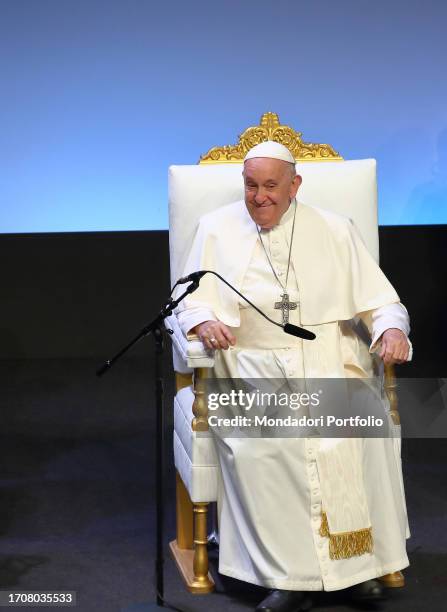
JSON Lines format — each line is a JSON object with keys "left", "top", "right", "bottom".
{"left": 306, "top": 438, "right": 330, "bottom": 582}
{"left": 264, "top": 216, "right": 331, "bottom": 586}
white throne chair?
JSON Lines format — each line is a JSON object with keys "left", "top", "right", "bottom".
{"left": 165, "top": 113, "right": 403, "bottom": 593}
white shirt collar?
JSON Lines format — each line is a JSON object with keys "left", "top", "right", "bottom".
{"left": 258, "top": 199, "right": 297, "bottom": 234}
{"left": 278, "top": 199, "right": 296, "bottom": 226}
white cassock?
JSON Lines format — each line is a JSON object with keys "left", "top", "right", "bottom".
{"left": 176, "top": 200, "right": 411, "bottom": 591}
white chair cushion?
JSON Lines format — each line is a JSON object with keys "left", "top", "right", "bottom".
{"left": 173, "top": 386, "right": 219, "bottom": 502}
{"left": 173, "top": 431, "right": 218, "bottom": 502}
{"left": 174, "top": 386, "right": 218, "bottom": 466}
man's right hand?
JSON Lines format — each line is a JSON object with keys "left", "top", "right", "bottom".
{"left": 194, "top": 320, "right": 236, "bottom": 350}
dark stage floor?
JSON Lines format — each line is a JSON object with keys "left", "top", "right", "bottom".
{"left": 1, "top": 358, "right": 446, "bottom": 612}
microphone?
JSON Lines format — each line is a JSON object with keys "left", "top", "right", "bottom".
{"left": 175, "top": 270, "right": 316, "bottom": 341}
{"left": 284, "top": 323, "right": 315, "bottom": 340}
{"left": 177, "top": 271, "right": 207, "bottom": 284}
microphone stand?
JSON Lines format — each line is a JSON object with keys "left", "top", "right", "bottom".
{"left": 96, "top": 280, "right": 200, "bottom": 611}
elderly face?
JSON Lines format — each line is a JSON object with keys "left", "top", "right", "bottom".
{"left": 243, "top": 157, "right": 302, "bottom": 229}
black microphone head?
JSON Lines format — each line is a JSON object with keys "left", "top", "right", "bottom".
{"left": 177, "top": 270, "right": 208, "bottom": 285}
{"left": 284, "top": 323, "right": 316, "bottom": 341}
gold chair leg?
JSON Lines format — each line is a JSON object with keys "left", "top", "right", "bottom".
{"left": 378, "top": 570, "right": 405, "bottom": 588}
{"left": 170, "top": 368, "right": 214, "bottom": 593}
{"left": 169, "top": 473, "right": 214, "bottom": 593}
{"left": 189, "top": 502, "right": 214, "bottom": 592}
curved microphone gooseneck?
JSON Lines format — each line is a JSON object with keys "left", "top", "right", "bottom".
{"left": 175, "top": 270, "right": 316, "bottom": 341}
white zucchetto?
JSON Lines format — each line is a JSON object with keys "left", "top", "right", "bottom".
{"left": 244, "top": 140, "right": 295, "bottom": 164}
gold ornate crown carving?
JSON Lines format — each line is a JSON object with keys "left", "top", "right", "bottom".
{"left": 199, "top": 112, "right": 343, "bottom": 164}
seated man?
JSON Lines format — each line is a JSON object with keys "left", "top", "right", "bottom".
{"left": 176, "top": 141, "right": 411, "bottom": 612}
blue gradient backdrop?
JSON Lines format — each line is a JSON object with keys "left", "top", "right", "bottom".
{"left": 1, "top": 0, "right": 446, "bottom": 232}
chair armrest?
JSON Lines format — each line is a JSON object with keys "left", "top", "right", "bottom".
{"left": 165, "top": 314, "right": 215, "bottom": 369}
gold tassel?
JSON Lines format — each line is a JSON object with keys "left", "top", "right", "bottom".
{"left": 319, "top": 511, "right": 373, "bottom": 560}
{"left": 328, "top": 527, "right": 373, "bottom": 560}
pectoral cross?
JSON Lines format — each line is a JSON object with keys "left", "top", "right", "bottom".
{"left": 274, "top": 293, "right": 298, "bottom": 325}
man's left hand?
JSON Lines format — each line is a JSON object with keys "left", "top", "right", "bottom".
{"left": 379, "top": 328, "right": 410, "bottom": 365}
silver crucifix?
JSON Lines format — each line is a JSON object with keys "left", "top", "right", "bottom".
{"left": 274, "top": 293, "right": 298, "bottom": 325}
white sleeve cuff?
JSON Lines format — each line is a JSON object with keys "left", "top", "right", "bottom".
{"left": 176, "top": 307, "right": 218, "bottom": 338}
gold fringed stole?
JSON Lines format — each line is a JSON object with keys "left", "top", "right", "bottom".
{"left": 319, "top": 511, "right": 373, "bottom": 560}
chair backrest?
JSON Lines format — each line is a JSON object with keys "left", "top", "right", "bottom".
{"left": 169, "top": 158, "right": 378, "bottom": 288}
